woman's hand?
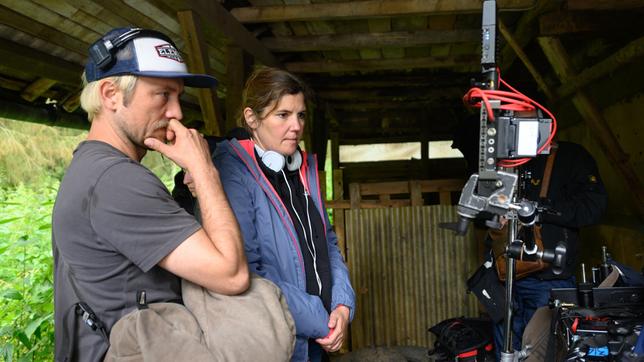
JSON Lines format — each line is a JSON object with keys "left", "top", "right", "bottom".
{"left": 315, "top": 305, "right": 350, "bottom": 352}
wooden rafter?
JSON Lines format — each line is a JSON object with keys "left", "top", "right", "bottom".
{"left": 0, "top": 5, "right": 87, "bottom": 56}
{"left": 20, "top": 78, "right": 58, "bottom": 102}
{"left": 538, "top": 37, "right": 644, "bottom": 221}
{"left": 231, "top": 0, "right": 534, "bottom": 23}
{"left": 164, "top": 0, "right": 280, "bottom": 67}
{"left": 286, "top": 56, "right": 478, "bottom": 73}
{"left": 499, "top": 0, "right": 557, "bottom": 71}
{"left": 556, "top": 35, "right": 644, "bottom": 100}
{"left": 566, "top": 0, "right": 644, "bottom": 10}
{"left": 0, "top": 38, "right": 81, "bottom": 86}
{"left": 263, "top": 29, "right": 479, "bottom": 52}
{"left": 498, "top": 20, "right": 555, "bottom": 101}
{"left": 539, "top": 10, "right": 642, "bottom": 36}
{"left": 177, "top": 9, "right": 223, "bottom": 136}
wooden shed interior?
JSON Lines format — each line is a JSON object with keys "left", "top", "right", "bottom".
{"left": 0, "top": 0, "right": 642, "bottom": 353}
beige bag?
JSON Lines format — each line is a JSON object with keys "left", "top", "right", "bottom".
{"left": 182, "top": 274, "right": 296, "bottom": 362}
{"left": 105, "top": 273, "right": 295, "bottom": 362}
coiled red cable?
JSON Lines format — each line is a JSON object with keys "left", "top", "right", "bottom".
{"left": 463, "top": 71, "right": 557, "bottom": 168}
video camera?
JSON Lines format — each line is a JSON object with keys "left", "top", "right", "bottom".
{"left": 451, "top": 1, "right": 566, "bottom": 360}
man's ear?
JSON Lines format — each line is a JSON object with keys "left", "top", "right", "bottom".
{"left": 99, "top": 80, "right": 121, "bottom": 111}
{"left": 243, "top": 107, "right": 259, "bottom": 130}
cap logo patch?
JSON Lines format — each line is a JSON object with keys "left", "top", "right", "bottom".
{"left": 155, "top": 44, "right": 184, "bottom": 63}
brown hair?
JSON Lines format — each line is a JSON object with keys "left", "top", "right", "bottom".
{"left": 240, "top": 67, "right": 312, "bottom": 133}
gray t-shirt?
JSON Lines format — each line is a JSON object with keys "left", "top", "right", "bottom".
{"left": 52, "top": 141, "right": 201, "bottom": 361}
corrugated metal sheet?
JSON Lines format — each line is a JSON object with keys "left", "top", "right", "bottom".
{"left": 345, "top": 205, "right": 479, "bottom": 349}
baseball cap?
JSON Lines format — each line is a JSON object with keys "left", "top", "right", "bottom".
{"left": 84, "top": 27, "right": 217, "bottom": 88}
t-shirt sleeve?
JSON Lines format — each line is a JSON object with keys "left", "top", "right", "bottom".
{"left": 90, "top": 161, "right": 201, "bottom": 272}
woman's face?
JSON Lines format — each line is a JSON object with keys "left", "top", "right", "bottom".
{"left": 246, "top": 92, "right": 306, "bottom": 156}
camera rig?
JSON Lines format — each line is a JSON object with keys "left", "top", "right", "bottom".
{"left": 453, "top": 1, "right": 567, "bottom": 360}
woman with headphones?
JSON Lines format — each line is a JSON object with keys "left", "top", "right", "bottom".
{"left": 213, "top": 67, "right": 355, "bottom": 362}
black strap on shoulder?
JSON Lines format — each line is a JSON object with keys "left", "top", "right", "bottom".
{"left": 55, "top": 245, "right": 110, "bottom": 360}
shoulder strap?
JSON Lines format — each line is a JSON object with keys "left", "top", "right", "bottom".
{"left": 57, "top": 246, "right": 110, "bottom": 346}
{"left": 540, "top": 144, "right": 558, "bottom": 199}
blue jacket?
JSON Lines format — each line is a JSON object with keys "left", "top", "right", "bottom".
{"left": 214, "top": 139, "right": 356, "bottom": 361}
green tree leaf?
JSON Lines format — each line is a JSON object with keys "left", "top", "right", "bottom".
{"left": 2, "top": 289, "right": 23, "bottom": 300}
{"left": 24, "top": 314, "right": 52, "bottom": 339}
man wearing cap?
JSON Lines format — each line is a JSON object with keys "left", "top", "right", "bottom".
{"left": 52, "top": 27, "right": 249, "bottom": 361}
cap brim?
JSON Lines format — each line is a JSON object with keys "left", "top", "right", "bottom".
{"left": 133, "top": 71, "right": 218, "bottom": 88}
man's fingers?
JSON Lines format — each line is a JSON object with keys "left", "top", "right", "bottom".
{"left": 144, "top": 137, "right": 168, "bottom": 154}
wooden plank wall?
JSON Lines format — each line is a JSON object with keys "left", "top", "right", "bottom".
{"left": 344, "top": 205, "right": 479, "bottom": 349}
{"left": 326, "top": 179, "right": 479, "bottom": 350}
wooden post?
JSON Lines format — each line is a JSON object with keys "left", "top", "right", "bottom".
{"left": 331, "top": 131, "right": 340, "bottom": 170}
{"left": 439, "top": 191, "right": 452, "bottom": 206}
{"left": 538, "top": 37, "right": 644, "bottom": 221}
{"left": 177, "top": 10, "right": 223, "bottom": 136}
{"left": 225, "top": 46, "right": 248, "bottom": 133}
{"left": 349, "top": 183, "right": 361, "bottom": 209}
{"left": 409, "top": 180, "right": 423, "bottom": 206}
{"left": 333, "top": 168, "right": 346, "bottom": 259}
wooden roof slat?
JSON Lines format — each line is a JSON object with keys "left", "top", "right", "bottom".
{"left": 161, "top": 0, "right": 280, "bottom": 67}
{"left": 0, "top": 37, "right": 81, "bottom": 86}
{"left": 20, "top": 78, "right": 58, "bottom": 102}
{"left": 32, "top": 0, "right": 114, "bottom": 35}
{"left": 556, "top": 35, "right": 644, "bottom": 100}
{"left": 286, "top": 55, "right": 477, "bottom": 73}
{"left": 499, "top": 0, "right": 557, "bottom": 71}
{"left": 5, "top": 0, "right": 101, "bottom": 43}
{"left": 566, "top": 0, "right": 644, "bottom": 10}
{"left": 0, "top": 5, "right": 87, "bottom": 57}
{"left": 263, "top": 29, "right": 479, "bottom": 52}
{"left": 231, "top": 0, "right": 535, "bottom": 23}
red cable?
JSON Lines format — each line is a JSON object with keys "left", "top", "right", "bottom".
{"left": 463, "top": 70, "right": 557, "bottom": 168}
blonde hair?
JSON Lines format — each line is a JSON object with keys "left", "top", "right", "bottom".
{"left": 80, "top": 73, "right": 137, "bottom": 121}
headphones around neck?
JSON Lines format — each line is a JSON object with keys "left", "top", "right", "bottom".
{"left": 89, "top": 28, "right": 176, "bottom": 70}
{"left": 255, "top": 145, "right": 302, "bottom": 172}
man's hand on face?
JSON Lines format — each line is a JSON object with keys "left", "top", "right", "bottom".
{"left": 144, "top": 119, "right": 211, "bottom": 173}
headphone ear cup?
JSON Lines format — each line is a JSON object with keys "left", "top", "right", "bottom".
{"left": 261, "top": 150, "right": 286, "bottom": 172}
{"left": 286, "top": 150, "right": 302, "bottom": 171}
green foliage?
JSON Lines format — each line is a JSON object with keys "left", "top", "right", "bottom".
{"left": 0, "top": 180, "right": 58, "bottom": 361}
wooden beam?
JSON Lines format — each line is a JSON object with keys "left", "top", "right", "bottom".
{"left": 263, "top": 29, "right": 479, "bottom": 52}
{"left": 225, "top": 46, "right": 249, "bottom": 133}
{"left": 21, "top": 78, "right": 58, "bottom": 103}
{"left": 61, "top": 91, "right": 81, "bottom": 113}
{"left": 0, "top": 5, "right": 87, "bottom": 56}
{"left": 231, "top": 0, "right": 535, "bottom": 23}
{"left": 166, "top": 0, "right": 280, "bottom": 67}
{"left": 0, "top": 38, "right": 81, "bottom": 86}
{"left": 359, "top": 179, "right": 465, "bottom": 195}
{"left": 566, "top": 0, "right": 644, "bottom": 10}
{"left": 307, "top": 74, "right": 472, "bottom": 89}
{"left": 556, "top": 35, "right": 644, "bottom": 100}
{"left": 538, "top": 11, "right": 641, "bottom": 36}
{"left": 500, "top": 0, "right": 557, "bottom": 70}
{"left": 538, "top": 37, "right": 644, "bottom": 221}
{"left": 317, "top": 87, "right": 463, "bottom": 101}
{"left": 0, "top": 98, "right": 88, "bottom": 130}
{"left": 332, "top": 100, "right": 447, "bottom": 111}
{"left": 286, "top": 56, "right": 478, "bottom": 73}
{"left": 498, "top": 19, "right": 555, "bottom": 101}
{"left": 178, "top": 9, "right": 223, "bottom": 136}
